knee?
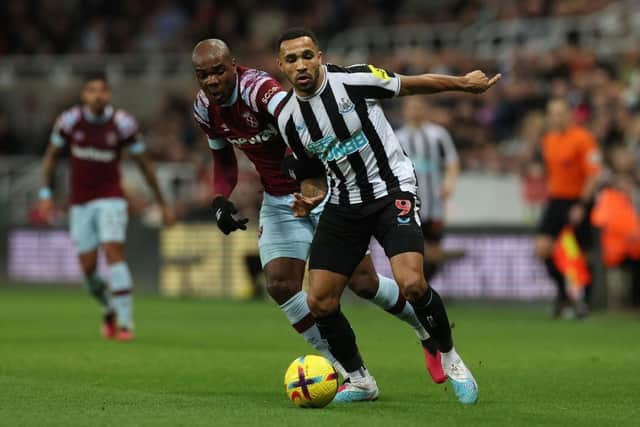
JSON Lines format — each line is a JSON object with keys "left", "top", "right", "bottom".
{"left": 103, "top": 243, "right": 125, "bottom": 264}
{"left": 307, "top": 293, "right": 339, "bottom": 317}
{"left": 265, "top": 276, "right": 301, "bottom": 304}
{"left": 347, "top": 270, "right": 378, "bottom": 300}
{"left": 398, "top": 273, "right": 427, "bottom": 301}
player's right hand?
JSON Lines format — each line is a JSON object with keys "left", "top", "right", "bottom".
{"left": 38, "top": 199, "right": 54, "bottom": 223}
{"left": 211, "top": 196, "right": 248, "bottom": 235}
{"left": 291, "top": 192, "right": 324, "bottom": 217}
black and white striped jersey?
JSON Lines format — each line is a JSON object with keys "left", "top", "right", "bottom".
{"left": 275, "top": 64, "right": 417, "bottom": 206}
{"left": 396, "top": 123, "right": 458, "bottom": 220}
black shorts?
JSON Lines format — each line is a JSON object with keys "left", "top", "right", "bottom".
{"left": 309, "top": 191, "right": 424, "bottom": 276}
{"left": 421, "top": 219, "right": 444, "bottom": 244}
{"left": 537, "top": 198, "right": 593, "bottom": 248}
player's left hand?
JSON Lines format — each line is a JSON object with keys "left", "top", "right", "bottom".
{"left": 568, "top": 203, "right": 585, "bottom": 226}
{"left": 291, "top": 192, "right": 324, "bottom": 217}
{"left": 463, "top": 70, "right": 501, "bottom": 93}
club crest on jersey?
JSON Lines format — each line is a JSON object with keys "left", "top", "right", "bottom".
{"left": 106, "top": 132, "right": 118, "bottom": 146}
{"left": 242, "top": 111, "right": 259, "bottom": 128}
{"left": 73, "top": 130, "right": 85, "bottom": 141}
{"left": 295, "top": 122, "right": 306, "bottom": 132}
{"left": 338, "top": 98, "right": 355, "bottom": 114}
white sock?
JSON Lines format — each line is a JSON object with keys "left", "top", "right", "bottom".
{"left": 347, "top": 366, "right": 369, "bottom": 382}
{"left": 372, "top": 274, "right": 430, "bottom": 340}
{"left": 441, "top": 347, "right": 460, "bottom": 365}
{"left": 108, "top": 261, "right": 133, "bottom": 329}
{"left": 279, "top": 291, "right": 336, "bottom": 364}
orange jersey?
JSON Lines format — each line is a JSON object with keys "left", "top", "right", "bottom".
{"left": 542, "top": 125, "right": 601, "bottom": 199}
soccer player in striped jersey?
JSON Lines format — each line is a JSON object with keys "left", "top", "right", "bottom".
{"left": 396, "top": 97, "right": 460, "bottom": 282}
{"left": 190, "top": 39, "right": 446, "bottom": 384}
{"left": 39, "top": 72, "right": 174, "bottom": 341}
{"left": 274, "top": 28, "right": 499, "bottom": 403}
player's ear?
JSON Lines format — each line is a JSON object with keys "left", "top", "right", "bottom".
{"left": 231, "top": 57, "right": 236, "bottom": 67}
{"left": 318, "top": 50, "right": 323, "bottom": 62}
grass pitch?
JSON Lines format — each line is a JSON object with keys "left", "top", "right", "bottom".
{"left": 0, "top": 286, "right": 639, "bottom": 426}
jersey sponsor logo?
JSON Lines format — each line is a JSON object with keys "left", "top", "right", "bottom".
{"left": 338, "top": 97, "right": 355, "bottom": 114}
{"left": 368, "top": 65, "right": 390, "bottom": 80}
{"left": 226, "top": 124, "right": 278, "bottom": 146}
{"left": 71, "top": 145, "right": 116, "bottom": 162}
{"left": 306, "top": 131, "right": 368, "bottom": 162}
{"left": 261, "top": 86, "right": 280, "bottom": 105}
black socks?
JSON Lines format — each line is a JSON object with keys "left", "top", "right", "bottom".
{"left": 410, "top": 287, "right": 453, "bottom": 353}
{"left": 544, "top": 258, "right": 567, "bottom": 302}
{"left": 314, "top": 306, "right": 363, "bottom": 372}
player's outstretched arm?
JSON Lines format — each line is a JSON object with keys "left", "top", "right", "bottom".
{"left": 130, "top": 152, "right": 175, "bottom": 226}
{"left": 398, "top": 70, "right": 501, "bottom": 96}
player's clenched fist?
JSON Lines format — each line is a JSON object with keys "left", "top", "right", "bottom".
{"left": 211, "top": 196, "right": 248, "bottom": 234}
{"left": 463, "top": 70, "right": 501, "bottom": 93}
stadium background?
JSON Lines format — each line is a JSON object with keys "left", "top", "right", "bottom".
{"left": 2, "top": 0, "right": 639, "bottom": 305}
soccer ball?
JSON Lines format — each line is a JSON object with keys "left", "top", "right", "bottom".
{"left": 284, "top": 355, "right": 338, "bottom": 408}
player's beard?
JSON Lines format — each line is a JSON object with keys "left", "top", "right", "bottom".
{"left": 296, "top": 68, "right": 319, "bottom": 94}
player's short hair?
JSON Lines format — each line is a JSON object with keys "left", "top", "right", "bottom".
{"left": 84, "top": 71, "right": 109, "bottom": 86}
{"left": 277, "top": 28, "right": 320, "bottom": 51}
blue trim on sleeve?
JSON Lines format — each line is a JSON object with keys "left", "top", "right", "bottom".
{"left": 128, "top": 140, "right": 146, "bottom": 154}
{"left": 50, "top": 132, "right": 66, "bottom": 147}
{"left": 267, "top": 91, "right": 287, "bottom": 116}
{"left": 208, "top": 138, "right": 228, "bottom": 150}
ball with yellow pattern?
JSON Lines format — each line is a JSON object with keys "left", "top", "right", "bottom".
{"left": 284, "top": 355, "right": 338, "bottom": 408}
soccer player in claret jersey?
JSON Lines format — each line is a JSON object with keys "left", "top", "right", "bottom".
{"left": 274, "top": 28, "right": 500, "bottom": 404}
{"left": 39, "top": 72, "right": 174, "bottom": 341}
{"left": 190, "top": 39, "right": 446, "bottom": 386}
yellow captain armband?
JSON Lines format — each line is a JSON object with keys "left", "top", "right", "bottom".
{"left": 368, "top": 65, "right": 390, "bottom": 80}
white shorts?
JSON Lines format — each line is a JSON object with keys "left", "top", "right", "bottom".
{"left": 70, "top": 197, "right": 128, "bottom": 254}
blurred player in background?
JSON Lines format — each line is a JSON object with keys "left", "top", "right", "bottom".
{"left": 191, "top": 39, "right": 447, "bottom": 384}
{"left": 534, "top": 98, "right": 601, "bottom": 319}
{"left": 39, "top": 73, "right": 174, "bottom": 341}
{"left": 396, "top": 97, "right": 460, "bottom": 282}
{"left": 275, "top": 27, "right": 499, "bottom": 404}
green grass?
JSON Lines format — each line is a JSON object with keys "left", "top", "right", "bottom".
{"left": 0, "top": 286, "right": 639, "bottom": 426}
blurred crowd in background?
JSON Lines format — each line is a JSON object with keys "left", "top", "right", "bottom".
{"left": 0, "top": 0, "right": 616, "bottom": 56}
{"left": 2, "top": 0, "right": 640, "bottom": 221}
